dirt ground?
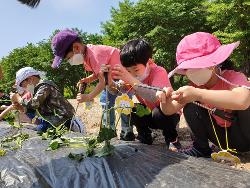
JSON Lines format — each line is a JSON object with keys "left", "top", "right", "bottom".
{"left": 70, "top": 99, "right": 250, "bottom": 171}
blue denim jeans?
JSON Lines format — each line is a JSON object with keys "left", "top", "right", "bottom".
{"left": 100, "top": 90, "right": 133, "bottom": 133}
{"left": 26, "top": 112, "right": 51, "bottom": 133}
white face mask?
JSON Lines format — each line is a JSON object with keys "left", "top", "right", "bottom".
{"left": 135, "top": 65, "right": 150, "bottom": 82}
{"left": 26, "top": 84, "right": 35, "bottom": 95}
{"left": 69, "top": 54, "right": 84, "bottom": 66}
{"left": 186, "top": 68, "right": 213, "bottom": 86}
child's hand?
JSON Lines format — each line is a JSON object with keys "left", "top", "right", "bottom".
{"left": 79, "top": 77, "right": 89, "bottom": 84}
{"left": 76, "top": 93, "right": 92, "bottom": 103}
{"left": 10, "top": 93, "right": 22, "bottom": 104}
{"left": 99, "top": 64, "right": 113, "bottom": 85}
{"left": 13, "top": 103, "right": 24, "bottom": 112}
{"left": 77, "top": 78, "right": 88, "bottom": 88}
{"left": 171, "top": 86, "right": 201, "bottom": 105}
{"left": 156, "top": 87, "right": 173, "bottom": 104}
{"left": 112, "top": 64, "right": 137, "bottom": 85}
{"left": 100, "top": 64, "right": 110, "bottom": 73}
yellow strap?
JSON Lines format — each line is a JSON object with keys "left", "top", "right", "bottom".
{"left": 208, "top": 110, "right": 237, "bottom": 153}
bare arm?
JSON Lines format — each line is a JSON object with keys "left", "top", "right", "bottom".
{"left": 196, "top": 87, "right": 250, "bottom": 110}
{"left": 0, "top": 105, "right": 15, "bottom": 120}
{"left": 80, "top": 74, "right": 98, "bottom": 84}
{"left": 171, "top": 86, "right": 250, "bottom": 111}
{"left": 88, "top": 78, "right": 105, "bottom": 99}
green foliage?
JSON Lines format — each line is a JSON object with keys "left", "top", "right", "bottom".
{"left": 102, "top": 0, "right": 210, "bottom": 80}
{"left": 0, "top": 133, "right": 29, "bottom": 150}
{"left": 95, "top": 141, "right": 115, "bottom": 157}
{"left": 136, "top": 104, "right": 151, "bottom": 117}
{"left": 41, "top": 125, "right": 67, "bottom": 140}
{"left": 206, "top": 0, "right": 250, "bottom": 75}
{"left": 48, "top": 139, "right": 61, "bottom": 150}
{"left": 97, "top": 127, "right": 117, "bottom": 143}
{"left": 4, "top": 112, "right": 16, "bottom": 126}
{"left": 85, "top": 137, "right": 98, "bottom": 157}
{"left": 0, "top": 149, "right": 6, "bottom": 156}
{"left": 0, "top": 29, "right": 103, "bottom": 96}
{"left": 68, "top": 152, "right": 85, "bottom": 161}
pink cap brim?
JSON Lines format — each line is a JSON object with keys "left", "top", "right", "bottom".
{"left": 51, "top": 56, "right": 63, "bottom": 69}
{"left": 169, "top": 41, "right": 240, "bottom": 78}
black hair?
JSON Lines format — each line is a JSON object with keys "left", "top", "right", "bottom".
{"left": 64, "top": 37, "right": 82, "bottom": 58}
{"left": 120, "top": 39, "right": 153, "bottom": 67}
{"left": 219, "top": 59, "right": 236, "bottom": 71}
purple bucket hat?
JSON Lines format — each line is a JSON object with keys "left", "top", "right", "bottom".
{"left": 51, "top": 29, "right": 79, "bottom": 68}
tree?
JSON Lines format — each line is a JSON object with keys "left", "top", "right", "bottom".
{"left": 102, "top": 0, "right": 211, "bottom": 87}
{"left": 0, "top": 66, "right": 3, "bottom": 80}
{"left": 0, "top": 29, "right": 103, "bottom": 97}
{"left": 206, "top": 0, "right": 250, "bottom": 75}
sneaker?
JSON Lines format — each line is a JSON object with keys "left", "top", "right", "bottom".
{"left": 136, "top": 133, "right": 153, "bottom": 145}
{"left": 179, "top": 146, "right": 212, "bottom": 158}
{"left": 70, "top": 116, "right": 85, "bottom": 133}
{"left": 120, "top": 131, "right": 135, "bottom": 141}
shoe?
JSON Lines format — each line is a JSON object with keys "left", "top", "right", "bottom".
{"left": 179, "top": 146, "right": 212, "bottom": 158}
{"left": 70, "top": 116, "right": 85, "bottom": 133}
{"left": 167, "top": 139, "right": 182, "bottom": 151}
{"left": 120, "top": 131, "right": 135, "bottom": 141}
{"left": 136, "top": 133, "right": 153, "bottom": 145}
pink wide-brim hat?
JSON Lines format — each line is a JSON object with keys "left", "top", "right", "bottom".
{"left": 168, "top": 32, "right": 240, "bottom": 78}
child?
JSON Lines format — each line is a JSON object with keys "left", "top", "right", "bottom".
{"left": 10, "top": 67, "right": 76, "bottom": 133}
{"left": 112, "top": 39, "right": 180, "bottom": 149}
{"left": 157, "top": 32, "right": 250, "bottom": 157}
{"left": 51, "top": 29, "right": 134, "bottom": 141}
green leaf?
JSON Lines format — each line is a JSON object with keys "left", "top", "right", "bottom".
{"left": 97, "top": 128, "right": 117, "bottom": 143}
{"left": 136, "top": 104, "right": 151, "bottom": 117}
{"left": 0, "top": 149, "right": 6, "bottom": 156}
{"left": 95, "top": 141, "right": 115, "bottom": 157}
{"left": 48, "top": 140, "right": 60, "bottom": 150}
{"left": 68, "top": 153, "right": 85, "bottom": 161}
{"left": 4, "top": 112, "right": 15, "bottom": 126}
{"left": 0, "top": 133, "right": 29, "bottom": 150}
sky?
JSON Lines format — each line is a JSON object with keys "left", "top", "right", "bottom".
{"left": 0, "top": 0, "right": 136, "bottom": 59}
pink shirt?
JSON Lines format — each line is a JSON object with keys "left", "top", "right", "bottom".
{"left": 83, "top": 44, "right": 121, "bottom": 76}
{"left": 136, "top": 61, "right": 172, "bottom": 110}
{"left": 199, "top": 70, "right": 250, "bottom": 127}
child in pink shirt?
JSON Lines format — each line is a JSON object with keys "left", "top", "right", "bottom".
{"left": 112, "top": 39, "right": 180, "bottom": 149}
{"left": 51, "top": 29, "right": 134, "bottom": 140}
{"left": 157, "top": 32, "right": 250, "bottom": 157}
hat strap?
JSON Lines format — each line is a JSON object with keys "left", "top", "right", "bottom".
{"left": 215, "top": 72, "right": 250, "bottom": 90}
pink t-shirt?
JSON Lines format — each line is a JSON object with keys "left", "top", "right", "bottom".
{"left": 136, "top": 61, "right": 172, "bottom": 110}
{"left": 83, "top": 44, "right": 121, "bottom": 76}
{"left": 199, "top": 70, "right": 250, "bottom": 127}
